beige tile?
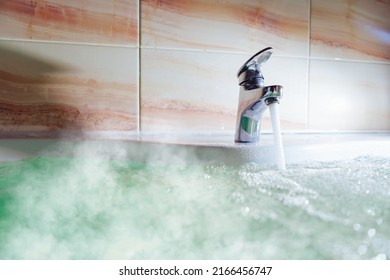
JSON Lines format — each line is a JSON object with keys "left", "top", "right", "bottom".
{"left": 141, "top": 0, "right": 309, "bottom": 56}
{"left": 140, "top": 48, "right": 307, "bottom": 132}
{"left": 0, "top": 41, "right": 138, "bottom": 132}
{"left": 141, "top": 49, "right": 238, "bottom": 132}
{"left": 308, "top": 60, "right": 390, "bottom": 131}
{"left": 262, "top": 56, "right": 309, "bottom": 130}
{"left": 311, "top": 0, "right": 390, "bottom": 62}
{"left": 0, "top": 0, "right": 139, "bottom": 45}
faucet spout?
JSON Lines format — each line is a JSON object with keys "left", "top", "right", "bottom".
{"left": 235, "top": 85, "right": 283, "bottom": 142}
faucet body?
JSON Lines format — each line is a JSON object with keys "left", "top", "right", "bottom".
{"left": 235, "top": 48, "right": 283, "bottom": 143}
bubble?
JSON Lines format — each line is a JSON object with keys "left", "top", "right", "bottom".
{"left": 372, "top": 253, "right": 387, "bottom": 260}
{"left": 367, "top": 228, "right": 376, "bottom": 238}
{"left": 376, "top": 218, "right": 383, "bottom": 225}
{"left": 353, "top": 223, "right": 361, "bottom": 231}
{"left": 257, "top": 187, "right": 267, "bottom": 194}
{"left": 366, "top": 208, "right": 376, "bottom": 216}
{"left": 358, "top": 245, "right": 367, "bottom": 255}
{"left": 241, "top": 206, "right": 250, "bottom": 216}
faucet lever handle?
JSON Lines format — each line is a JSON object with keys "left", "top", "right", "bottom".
{"left": 237, "top": 47, "right": 273, "bottom": 77}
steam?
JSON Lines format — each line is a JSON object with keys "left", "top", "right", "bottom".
{"left": 0, "top": 142, "right": 389, "bottom": 260}
{"left": 0, "top": 141, "right": 252, "bottom": 259}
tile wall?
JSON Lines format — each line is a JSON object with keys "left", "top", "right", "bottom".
{"left": 0, "top": 0, "right": 389, "bottom": 135}
{"left": 0, "top": 0, "right": 139, "bottom": 132}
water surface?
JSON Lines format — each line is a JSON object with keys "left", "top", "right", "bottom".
{"left": 0, "top": 154, "right": 389, "bottom": 259}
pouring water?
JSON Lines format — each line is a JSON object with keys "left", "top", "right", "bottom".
{"left": 269, "top": 102, "right": 286, "bottom": 170}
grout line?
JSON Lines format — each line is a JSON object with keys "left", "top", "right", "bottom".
{"left": 0, "top": 37, "right": 137, "bottom": 49}
{"left": 306, "top": 0, "right": 312, "bottom": 131}
{"left": 1, "top": 37, "right": 387, "bottom": 65}
{"left": 308, "top": 56, "right": 390, "bottom": 65}
{"left": 137, "top": 0, "right": 142, "bottom": 133}
{"left": 136, "top": 45, "right": 390, "bottom": 65}
{"left": 140, "top": 45, "right": 310, "bottom": 59}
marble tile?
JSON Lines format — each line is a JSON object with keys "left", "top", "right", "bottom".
{"left": 140, "top": 48, "right": 308, "bottom": 132}
{"left": 141, "top": 0, "right": 309, "bottom": 56}
{"left": 261, "top": 56, "right": 309, "bottom": 130}
{"left": 0, "top": 41, "right": 138, "bottom": 132}
{"left": 0, "top": 0, "right": 139, "bottom": 45}
{"left": 308, "top": 60, "right": 390, "bottom": 131}
{"left": 140, "top": 49, "right": 238, "bottom": 132}
{"left": 311, "top": 0, "right": 390, "bottom": 62}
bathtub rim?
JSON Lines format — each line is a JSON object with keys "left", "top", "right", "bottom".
{"left": 0, "top": 132, "right": 389, "bottom": 165}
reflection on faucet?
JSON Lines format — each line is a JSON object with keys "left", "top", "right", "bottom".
{"left": 235, "top": 48, "right": 283, "bottom": 143}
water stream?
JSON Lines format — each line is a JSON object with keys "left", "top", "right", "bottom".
{"left": 269, "top": 103, "right": 286, "bottom": 170}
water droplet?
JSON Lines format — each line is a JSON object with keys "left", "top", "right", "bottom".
{"left": 358, "top": 245, "right": 367, "bottom": 255}
{"left": 366, "top": 208, "right": 376, "bottom": 216}
{"left": 240, "top": 206, "right": 250, "bottom": 216}
{"left": 377, "top": 218, "right": 383, "bottom": 225}
{"left": 367, "top": 228, "right": 376, "bottom": 238}
{"left": 353, "top": 223, "right": 361, "bottom": 231}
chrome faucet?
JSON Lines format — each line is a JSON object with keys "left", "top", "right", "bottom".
{"left": 235, "top": 47, "right": 283, "bottom": 143}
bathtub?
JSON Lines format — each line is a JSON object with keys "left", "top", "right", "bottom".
{"left": 1, "top": 132, "right": 390, "bottom": 164}
{"left": 0, "top": 132, "right": 389, "bottom": 260}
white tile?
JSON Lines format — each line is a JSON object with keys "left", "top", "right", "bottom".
{"left": 309, "top": 60, "right": 390, "bottom": 130}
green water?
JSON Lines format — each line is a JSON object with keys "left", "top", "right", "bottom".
{"left": 0, "top": 156, "right": 389, "bottom": 259}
